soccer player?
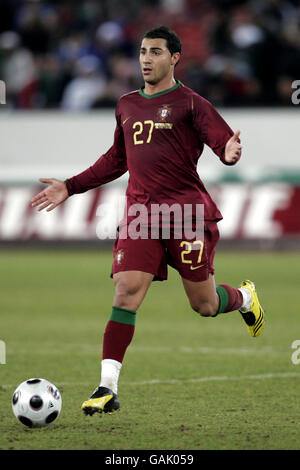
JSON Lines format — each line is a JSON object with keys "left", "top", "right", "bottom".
{"left": 31, "top": 26, "right": 265, "bottom": 415}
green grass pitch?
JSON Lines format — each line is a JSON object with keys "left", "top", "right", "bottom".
{"left": 0, "top": 248, "right": 300, "bottom": 450}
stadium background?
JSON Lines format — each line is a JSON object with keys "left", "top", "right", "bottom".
{"left": 0, "top": 0, "right": 300, "bottom": 247}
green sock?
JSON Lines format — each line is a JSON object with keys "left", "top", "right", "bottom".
{"left": 110, "top": 306, "right": 136, "bottom": 325}
{"left": 215, "top": 285, "right": 229, "bottom": 315}
{"left": 102, "top": 306, "right": 137, "bottom": 363}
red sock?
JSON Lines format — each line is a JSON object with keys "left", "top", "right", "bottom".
{"left": 102, "top": 321, "right": 135, "bottom": 363}
{"left": 216, "top": 284, "right": 243, "bottom": 313}
{"left": 102, "top": 306, "right": 136, "bottom": 363}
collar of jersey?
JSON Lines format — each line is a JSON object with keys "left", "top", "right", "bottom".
{"left": 139, "top": 80, "right": 182, "bottom": 99}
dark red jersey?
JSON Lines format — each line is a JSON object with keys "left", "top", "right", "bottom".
{"left": 66, "top": 81, "right": 236, "bottom": 222}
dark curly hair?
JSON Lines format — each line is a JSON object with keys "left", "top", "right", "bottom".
{"left": 143, "top": 26, "right": 182, "bottom": 56}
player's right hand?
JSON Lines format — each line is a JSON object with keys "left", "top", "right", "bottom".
{"left": 31, "top": 178, "right": 69, "bottom": 212}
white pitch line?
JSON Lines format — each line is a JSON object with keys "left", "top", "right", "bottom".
{"left": 128, "top": 371, "right": 300, "bottom": 386}
{"left": 130, "top": 345, "right": 281, "bottom": 355}
{"left": 2, "top": 372, "right": 300, "bottom": 390}
{"left": 15, "top": 344, "right": 284, "bottom": 356}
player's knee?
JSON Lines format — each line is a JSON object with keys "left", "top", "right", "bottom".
{"left": 115, "top": 279, "right": 141, "bottom": 297}
{"left": 114, "top": 279, "right": 142, "bottom": 310}
{"left": 191, "top": 301, "right": 217, "bottom": 317}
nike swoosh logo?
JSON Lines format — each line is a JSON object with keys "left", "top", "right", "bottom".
{"left": 122, "top": 116, "right": 131, "bottom": 125}
{"left": 190, "top": 264, "right": 205, "bottom": 270}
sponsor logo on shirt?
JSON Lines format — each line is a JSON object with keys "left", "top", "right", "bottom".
{"left": 154, "top": 122, "right": 173, "bottom": 129}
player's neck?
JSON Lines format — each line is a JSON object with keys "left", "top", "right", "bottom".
{"left": 143, "top": 76, "right": 177, "bottom": 96}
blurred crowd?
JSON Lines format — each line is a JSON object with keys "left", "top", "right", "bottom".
{"left": 0, "top": 0, "right": 300, "bottom": 110}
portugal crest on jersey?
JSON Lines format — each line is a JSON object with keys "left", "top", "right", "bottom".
{"left": 157, "top": 104, "right": 172, "bottom": 121}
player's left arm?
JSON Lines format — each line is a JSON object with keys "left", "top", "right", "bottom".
{"left": 192, "top": 95, "right": 242, "bottom": 166}
{"left": 224, "top": 129, "right": 242, "bottom": 164}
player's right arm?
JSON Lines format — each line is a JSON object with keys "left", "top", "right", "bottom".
{"left": 31, "top": 108, "right": 127, "bottom": 212}
{"left": 65, "top": 115, "right": 127, "bottom": 196}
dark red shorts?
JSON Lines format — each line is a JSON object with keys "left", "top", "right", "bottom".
{"left": 111, "top": 222, "right": 220, "bottom": 282}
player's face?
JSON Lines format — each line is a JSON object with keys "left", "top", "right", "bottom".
{"left": 139, "top": 38, "right": 178, "bottom": 85}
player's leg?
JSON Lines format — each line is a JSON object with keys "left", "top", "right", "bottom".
{"left": 182, "top": 274, "right": 244, "bottom": 317}
{"left": 182, "top": 273, "right": 218, "bottom": 317}
{"left": 100, "top": 270, "right": 154, "bottom": 388}
{"left": 181, "top": 272, "right": 265, "bottom": 340}
{"left": 81, "top": 231, "right": 167, "bottom": 415}
{"left": 166, "top": 221, "right": 264, "bottom": 333}
{"left": 112, "top": 270, "right": 154, "bottom": 311}
{"left": 182, "top": 275, "right": 265, "bottom": 336}
{"left": 81, "top": 270, "right": 154, "bottom": 416}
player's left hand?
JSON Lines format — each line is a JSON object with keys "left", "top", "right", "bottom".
{"left": 224, "top": 130, "right": 242, "bottom": 164}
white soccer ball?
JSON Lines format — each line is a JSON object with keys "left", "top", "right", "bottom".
{"left": 12, "top": 378, "right": 62, "bottom": 428}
